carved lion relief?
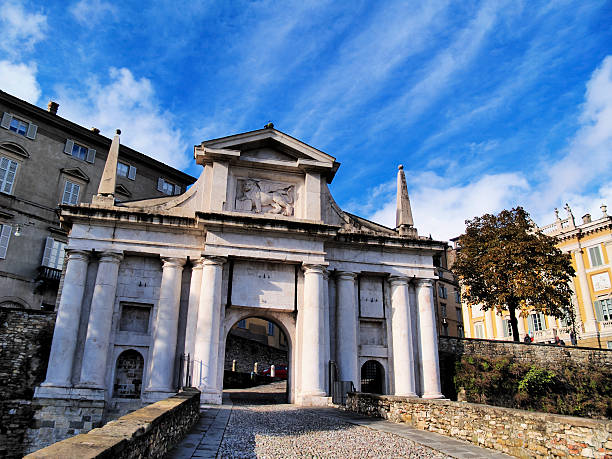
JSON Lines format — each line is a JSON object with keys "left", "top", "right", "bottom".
{"left": 235, "top": 178, "right": 295, "bottom": 216}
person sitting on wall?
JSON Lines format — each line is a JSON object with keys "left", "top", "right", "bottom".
{"left": 554, "top": 336, "right": 565, "bottom": 346}
{"left": 524, "top": 334, "right": 531, "bottom": 344}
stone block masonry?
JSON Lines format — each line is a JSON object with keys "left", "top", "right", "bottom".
{"left": 0, "top": 307, "right": 55, "bottom": 458}
{"left": 347, "top": 392, "right": 612, "bottom": 458}
{"left": 25, "top": 388, "right": 200, "bottom": 459}
{"left": 224, "top": 333, "right": 288, "bottom": 373}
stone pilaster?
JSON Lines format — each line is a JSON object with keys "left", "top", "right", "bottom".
{"left": 322, "top": 268, "right": 330, "bottom": 394}
{"left": 193, "top": 256, "right": 226, "bottom": 404}
{"left": 144, "top": 257, "right": 185, "bottom": 400}
{"left": 389, "top": 275, "right": 417, "bottom": 396}
{"left": 335, "top": 271, "right": 359, "bottom": 388}
{"left": 184, "top": 258, "right": 204, "bottom": 360}
{"left": 40, "top": 250, "right": 90, "bottom": 389}
{"left": 416, "top": 279, "right": 443, "bottom": 399}
{"left": 300, "top": 264, "right": 327, "bottom": 403}
{"left": 573, "top": 249, "right": 597, "bottom": 333}
{"left": 79, "top": 251, "right": 123, "bottom": 390}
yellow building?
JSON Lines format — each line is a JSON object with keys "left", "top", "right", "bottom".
{"left": 461, "top": 204, "right": 612, "bottom": 349}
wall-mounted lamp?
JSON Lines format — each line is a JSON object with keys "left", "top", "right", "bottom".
{"left": 13, "top": 225, "right": 21, "bottom": 237}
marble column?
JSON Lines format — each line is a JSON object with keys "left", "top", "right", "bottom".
{"left": 184, "top": 258, "right": 204, "bottom": 360}
{"left": 335, "top": 271, "right": 359, "bottom": 387}
{"left": 416, "top": 279, "right": 444, "bottom": 399}
{"left": 79, "top": 251, "right": 123, "bottom": 389}
{"left": 41, "top": 250, "right": 90, "bottom": 388}
{"left": 193, "top": 256, "right": 226, "bottom": 402}
{"left": 301, "top": 264, "right": 327, "bottom": 400}
{"left": 322, "top": 269, "right": 330, "bottom": 394}
{"left": 389, "top": 276, "right": 417, "bottom": 396}
{"left": 573, "top": 249, "right": 597, "bottom": 333}
{"left": 145, "top": 257, "right": 185, "bottom": 397}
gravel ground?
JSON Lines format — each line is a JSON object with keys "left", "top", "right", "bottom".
{"left": 218, "top": 403, "right": 451, "bottom": 459}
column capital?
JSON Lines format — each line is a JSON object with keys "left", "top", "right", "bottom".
{"left": 571, "top": 248, "right": 584, "bottom": 254}
{"left": 161, "top": 257, "right": 186, "bottom": 269}
{"left": 388, "top": 275, "right": 410, "bottom": 286}
{"left": 65, "top": 249, "right": 90, "bottom": 262}
{"left": 202, "top": 255, "right": 227, "bottom": 266}
{"left": 415, "top": 278, "right": 435, "bottom": 288}
{"left": 98, "top": 251, "right": 123, "bottom": 264}
{"left": 336, "top": 270, "right": 357, "bottom": 280}
{"left": 191, "top": 257, "right": 205, "bottom": 270}
{"left": 302, "top": 263, "right": 327, "bottom": 275}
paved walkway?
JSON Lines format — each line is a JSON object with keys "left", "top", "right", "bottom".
{"left": 167, "top": 385, "right": 512, "bottom": 459}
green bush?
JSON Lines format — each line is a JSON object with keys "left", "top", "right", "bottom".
{"left": 518, "top": 366, "right": 556, "bottom": 396}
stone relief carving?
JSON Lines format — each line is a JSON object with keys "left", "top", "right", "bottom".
{"left": 235, "top": 178, "right": 295, "bottom": 216}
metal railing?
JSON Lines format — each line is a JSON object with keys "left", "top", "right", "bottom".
{"left": 178, "top": 353, "right": 209, "bottom": 390}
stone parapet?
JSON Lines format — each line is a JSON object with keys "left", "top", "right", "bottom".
{"left": 25, "top": 388, "right": 200, "bottom": 458}
{"left": 346, "top": 392, "right": 612, "bottom": 458}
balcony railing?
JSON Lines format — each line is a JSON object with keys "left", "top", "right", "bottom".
{"left": 600, "top": 321, "right": 612, "bottom": 330}
{"left": 38, "top": 266, "right": 62, "bottom": 282}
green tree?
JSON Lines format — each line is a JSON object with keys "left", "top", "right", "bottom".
{"left": 452, "top": 207, "right": 575, "bottom": 342}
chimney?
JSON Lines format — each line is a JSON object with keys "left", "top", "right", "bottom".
{"left": 91, "top": 127, "right": 100, "bottom": 134}
{"left": 582, "top": 214, "right": 591, "bottom": 224}
{"left": 47, "top": 101, "right": 59, "bottom": 115}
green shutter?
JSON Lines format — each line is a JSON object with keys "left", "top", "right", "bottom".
{"left": 594, "top": 300, "right": 603, "bottom": 322}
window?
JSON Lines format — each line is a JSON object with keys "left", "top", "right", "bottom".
{"left": 529, "top": 313, "right": 545, "bottom": 332}
{"left": 117, "top": 162, "right": 137, "bottom": 180}
{"left": 42, "top": 237, "right": 66, "bottom": 270}
{"left": 474, "top": 322, "right": 485, "bottom": 338}
{"left": 456, "top": 307, "right": 462, "bottom": 323}
{"left": 457, "top": 325, "right": 464, "bottom": 338}
{"left": 119, "top": 304, "right": 151, "bottom": 333}
{"left": 438, "top": 284, "right": 447, "bottom": 299}
{"left": 442, "top": 322, "right": 448, "bottom": 336}
{"left": 440, "top": 303, "right": 447, "bottom": 318}
{"left": 588, "top": 246, "right": 604, "bottom": 267}
{"left": 237, "top": 319, "right": 246, "bottom": 328}
{"left": 0, "top": 157, "right": 18, "bottom": 194}
{"left": 63, "top": 139, "right": 96, "bottom": 163}
{"left": 455, "top": 290, "right": 461, "bottom": 303}
{"left": 504, "top": 319, "right": 513, "bottom": 338}
{"left": 268, "top": 322, "right": 274, "bottom": 336}
{"left": 62, "top": 180, "right": 80, "bottom": 205}
{"left": 0, "top": 113, "right": 37, "bottom": 139}
{"left": 594, "top": 299, "right": 612, "bottom": 322}
{"left": 608, "top": 341, "right": 612, "bottom": 350}
{"left": 157, "top": 178, "right": 181, "bottom": 195}
{"left": 0, "top": 224, "right": 12, "bottom": 259}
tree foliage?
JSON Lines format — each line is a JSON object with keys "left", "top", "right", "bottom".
{"left": 452, "top": 207, "right": 575, "bottom": 341}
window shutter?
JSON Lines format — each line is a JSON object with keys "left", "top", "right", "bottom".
{"left": 62, "top": 181, "right": 72, "bottom": 204}
{"left": 64, "top": 139, "right": 74, "bottom": 155}
{"left": 128, "top": 165, "right": 136, "bottom": 180}
{"left": 71, "top": 183, "right": 80, "bottom": 204}
{"left": 527, "top": 315, "right": 533, "bottom": 335}
{"left": 42, "top": 236, "right": 54, "bottom": 267}
{"left": 86, "top": 148, "right": 96, "bottom": 163}
{"left": 3, "top": 160, "right": 17, "bottom": 194}
{"left": 25, "top": 123, "right": 37, "bottom": 140}
{"left": 175, "top": 185, "right": 181, "bottom": 195}
{"left": 0, "top": 224, "right": 12, "bottom": 259}
{"left": 539, "top": 313, "right": 546, "bottom": 329}
{"left": 594, "top": 301, "right": 603, "bottom": 322}
{"left": 157, "top": 178, "right": 164, "bottom": 191}
{"left": 0, "top": 113, "right": 12, "bottom": 130}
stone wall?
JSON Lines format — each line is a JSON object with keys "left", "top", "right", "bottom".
{"left": 347, "top": 393, "right": 612, "bottom": 458}
{"left": 0, "top": 307, "right": 55, "bottom": 458}
{"left": 25, "top": 388, "right": 200, "bottom": 459}
{"left": 438, "top": 336, "right": 612, "bottom": 400}
{"left": 224, "top": 333, "right": 288, "bottom": 373}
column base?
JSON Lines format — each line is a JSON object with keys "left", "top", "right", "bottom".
{"left": 395, "top": 391, "right": 418, "bottom": 397}
{"left": 198, "top": 388, "right": 222, "bottom": 405}
{"left": 584, "top": 320, "right": 598, "bottom": 334}
{"left": 421, "top": 392, "right": 445, "bottom": 399}
{"left": 296, "top": 391, "right": 329, "bottom": 406}
{"left": 143, "top": 389, "right": 178, "bottom": 403}
{"left": 35, "top": 385, "right": 106, "bottom": 401}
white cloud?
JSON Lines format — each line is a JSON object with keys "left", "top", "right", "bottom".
{"left": 0, "top": 60, "right": 41, "bottom": 103}
{"left": 70, "top": 0, "right": 118, "bottom": 25}
{"left": 0, "top": 1, "right": 47, "bottom": 56}
{"left": 364, "top": 55, "right": 612, "bottom": 240}
{"left": 55, "top": 68, "right": 190, "bottom": 170}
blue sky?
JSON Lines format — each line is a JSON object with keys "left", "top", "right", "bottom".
{"left": 1, "top": 0, "right": 612, "bottom": 240}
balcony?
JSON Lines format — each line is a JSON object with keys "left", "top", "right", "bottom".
{"left": 600, "top": 321, "right": 612, "bottom": 331}
{"left": 37, "top": 266, "right": 62, "bottom": 283}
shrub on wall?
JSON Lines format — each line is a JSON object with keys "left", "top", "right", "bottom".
{"left": 454, "top": 355, "right": 611, "bottom": 419}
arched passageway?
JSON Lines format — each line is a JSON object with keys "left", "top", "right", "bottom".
{"left": 222, "top": 316, "right": 290, "bottom": 403}
{"left": 360, "top": 360, "right": 385, "bottom": 394}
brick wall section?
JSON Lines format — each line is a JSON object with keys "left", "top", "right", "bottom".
{"left": 347, "top": 393, "right": 612, "bottom": 458}
{"left": 25, "top": 388, "right": 200, "bottom": 459}
{"left": 0, "top": 307, "right": 55, "bottom": 458}
{"left": 439, "top": 336, "right": 612, "bottom": 369}
{"left": 224, "top": 333, "right": 288, "bottom": 373}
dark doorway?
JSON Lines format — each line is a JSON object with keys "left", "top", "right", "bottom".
{"left": 360, "top": 360, "right": 384, "bottom": 394}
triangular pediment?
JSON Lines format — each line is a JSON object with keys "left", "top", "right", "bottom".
{"left": 115, "top": 184, "right": 131, "bottom": 197}
{"left": 61, "top": 167, "right": 90, "bottom": 182}
{"left": 196, "top": 127, "right": 340, "bottom": 183}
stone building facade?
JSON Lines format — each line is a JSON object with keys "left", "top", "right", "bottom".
{"left": 33, "top": 126, "right": 445, "bottom": 437}
{"left": 0, "top": 91, "right": 195, "bottom": 311}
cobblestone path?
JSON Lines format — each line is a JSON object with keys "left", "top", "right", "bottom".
{"left": 167, "top": 383, "right": 512, "bottom": 459}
